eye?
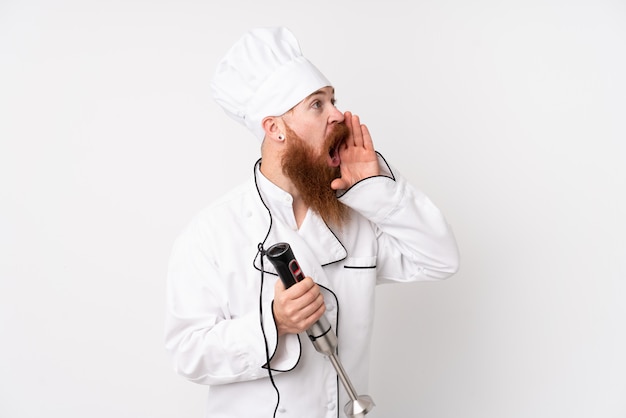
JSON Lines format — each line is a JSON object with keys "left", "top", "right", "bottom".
{"left": 311, "top": 100, "right": 322, "bottom": 110}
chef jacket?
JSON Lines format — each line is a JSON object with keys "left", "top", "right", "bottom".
{"left": 165, "top": 154, "right": 460, "bottom": 418}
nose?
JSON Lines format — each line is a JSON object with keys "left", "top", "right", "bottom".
{"left": 329, "top": 105, "right": 344, "bottom": 124}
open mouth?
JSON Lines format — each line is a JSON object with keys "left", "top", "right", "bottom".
{"left": 328, "top": 142, "right": 342, "bottom": 167}
{"left": 326, "top": 122, "right": 349, "bottom": 168}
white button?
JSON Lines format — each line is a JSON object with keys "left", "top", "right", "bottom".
{"left": 326, "top": 304, "right": 335, "bottom": 311}
{"left": 278, "top": 407, "right": 287, "bottom": 413}
{"left": 328, "top": 402, "right": 336, "bottom": 410}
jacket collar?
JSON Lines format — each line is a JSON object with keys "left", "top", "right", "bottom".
{"left": 251, "top": 159, "right": 347, "bottom": 275}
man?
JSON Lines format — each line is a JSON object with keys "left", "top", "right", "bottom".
{"left": 165, "top": 27, "right": 460, "bottom": 418}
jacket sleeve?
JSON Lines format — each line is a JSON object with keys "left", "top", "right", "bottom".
{"left": 338, "top": 153, "right": 460, "bottom": 283}
{"left": 164, "top": 216, "right": 300, "bottom": 385}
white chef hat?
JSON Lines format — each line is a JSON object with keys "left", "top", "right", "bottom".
{"left": 210, "top": 27, "right": 331, "bottom": 141}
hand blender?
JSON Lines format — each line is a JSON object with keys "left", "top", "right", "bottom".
{"left": 266, "top": 242, "right": 375, "bottom": 418}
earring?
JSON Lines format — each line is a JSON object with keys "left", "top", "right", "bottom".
{"left": 277, "top": 133, "right": 285, "bottom": 141}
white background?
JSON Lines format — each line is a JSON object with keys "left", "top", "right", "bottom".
{"left": 1, "top": 0, "right": 625, "bottom": 417}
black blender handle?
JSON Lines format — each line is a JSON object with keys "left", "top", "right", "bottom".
{"left": 266, "top": 242, "right": 305, "bottom": 288}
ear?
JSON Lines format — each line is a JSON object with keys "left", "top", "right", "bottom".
{"left": 261, "top": 116, "right": 284, "bottom": 143}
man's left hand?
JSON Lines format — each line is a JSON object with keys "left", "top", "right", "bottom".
{"left": 331, "top": 111, "right": 380, "bottom": 190}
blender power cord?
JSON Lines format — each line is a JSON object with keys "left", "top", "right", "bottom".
{"left": 257, "top": 243, "right": 280, "bottom": 418}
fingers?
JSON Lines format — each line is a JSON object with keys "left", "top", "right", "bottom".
{"left": 348, "top": 112, "right": 362, "bottom": 147}
{"left": 344, "top": 111, "right": 368, "bottom": 148}
{"left": 361, "top": 123, "right": 374, "bottom": 150}
{"left": 273, "top": 277, "right": 326, "bottom": 335}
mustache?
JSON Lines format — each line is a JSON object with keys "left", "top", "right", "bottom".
{"left": 326, "top": 122, "right": 349, "bottom": 153}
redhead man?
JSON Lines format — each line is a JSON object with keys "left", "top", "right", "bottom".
{"left": 165, "top": 27, "right": 460, "bottom": 418}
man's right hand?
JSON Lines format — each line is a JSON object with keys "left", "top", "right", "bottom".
{"left": 272, "top": 276, "right": 326, "bottom": 336}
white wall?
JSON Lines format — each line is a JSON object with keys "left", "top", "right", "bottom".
{"left": 1, "top": 1, "right": 624, "bottom": 417}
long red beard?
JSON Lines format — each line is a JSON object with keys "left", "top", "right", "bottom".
{"left": 281, "top": 123, "right": 349, "bottom": 228}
